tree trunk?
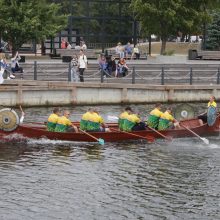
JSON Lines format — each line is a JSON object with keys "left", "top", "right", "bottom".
{"left": 160, "top": 39, "right": 167, "bottom": 55}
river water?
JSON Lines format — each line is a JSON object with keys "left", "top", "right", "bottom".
{"left": 0, "top": 105, "right": 220, "bottom": 220}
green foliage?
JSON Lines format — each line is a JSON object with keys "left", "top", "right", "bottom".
{"left": 0, "top": 0, "right": 67, "bottom": 53}
{"left": 130, "top": 0, "right": 220, "bottom": 54}
{"left": 206, "top": 10, "right": 220, "bottom": 50}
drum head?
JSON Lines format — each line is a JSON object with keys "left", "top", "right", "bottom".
{"left": 207, "top": 107, "right": 217, "bottom": 126}
{"left": 0, "top": 108, "right": 20, "bottom": 131}
{"left": 174, "top": 104, "right": 195, "bottom": 121}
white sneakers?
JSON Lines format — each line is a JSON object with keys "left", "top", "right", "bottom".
{"left": 7, "top": 74, "right": 15, "bottom": 80}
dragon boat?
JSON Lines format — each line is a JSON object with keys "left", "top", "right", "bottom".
{"left": 0, "top": 108, "right": 219, "bottom": 143}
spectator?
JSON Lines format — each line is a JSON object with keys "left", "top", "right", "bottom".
{"left": 98, "top": 54, "right": 108, "bottom": 76}
{"left": 132, "top": 46, "right": 140, "bottom": 60}
{"left": 78, "top": 49, "right": 87, "bottom": 82}
{"left": 81, "top": 41, "right": 87, "bottom": 50}
{"left": 115, "top": 42, "right": 125, "bottom": 58}
{"left": 75, "top": 44, "right": 81, "bottom": 50}
{"left": 71, "top": 55, "right": 79, "bottom": 82}
{"left": 11, "top": 51, "right": 23, "bottom": 78}
{"left": 66, "top": 42, "right": 72, "bottom": 49}
{"left": 116, "top": 58, "right": 129, "bottom": 77}
{"left": 106, "top": 55, "right": 116, "bottom": 76}
{"left": 61, "top": 38, "right": 67, "bottom": 49}
{"left": 125, "top": 42, "right": 133, "bottom": 58}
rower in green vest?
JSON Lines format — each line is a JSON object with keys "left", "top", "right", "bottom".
{"left": 147, "top": 103, "right": 163, "bottom": 129}
{"left": 118, "top": 107, "right": 132, "bottom": 130}
{"left": 47, "top": 107, "right": 61, "bottom": 132}
{"left": 158, "top": 108, "right": 180, "bottom": 131}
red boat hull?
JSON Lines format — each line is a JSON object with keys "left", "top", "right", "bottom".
{"left": 0, "top": 117, "right": 219, "bottom": 143}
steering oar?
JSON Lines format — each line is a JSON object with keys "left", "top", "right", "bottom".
{"left": 180, "top": 124, "right": 209, "bottom": 145}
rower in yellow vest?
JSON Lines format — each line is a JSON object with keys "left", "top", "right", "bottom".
{"left": 47, "top": 107, "right": 61, "bottom": 132}
{"left": 123, "top": 110, "right": 146, "bottom": 132}
{"left": 158, "top": 108, "right": 180, "bottom": 131}
{"left": 118, "top": 107, "right": 132, "bottom": 130}
{"left": 147, "top": 103, "right": 163, "bottom": 129}
{"left": 55, "top": 110, "right": 78, "bottom": 133}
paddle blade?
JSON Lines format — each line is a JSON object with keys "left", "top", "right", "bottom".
{"left": 202, "top": 138, "right": 209, "bottom": 145}
{"left": 98, "top": 138, "right": 105, "bottom": 145}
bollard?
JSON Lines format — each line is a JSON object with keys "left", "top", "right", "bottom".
{"left": 68, "top": 62, "right": 71, "bottom": 82}
{"left": 101, "top": 69, "right": 104, "bottom": 83}
{"left": 34, "top": 61, "right": 37, "bottom": 80}
{"left": 161, "top": 67, "right": 164, "bottom": 85}
{"left": 132, "top": 66, "right": 135, "bottom": 84}
{"left": 189, "top": 67, "right": 193, "bottom": 85}
{"left": 217, "top": 68, "right": 220, "bottom": 85}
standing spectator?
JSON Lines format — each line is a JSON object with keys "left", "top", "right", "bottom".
{"left": 71, "top": 55, "right": 79, "bottom": 82}
{"left": 11, "top": 51, "right": 23, "bottom": 78}
{"left": 106, "top": 55, "right": 116, "bottom": 76}
{"left": 116, "top": 58, "right": 129, "bottom": 77}
{"left": 61, "top": 38, "right": 67, "bottom": 49}
{"left": 0, "top": 48, "right": 14, "bottom": 79}
{"left": 125, "top": 42, "right": 133, "bottom": 58}
{"left": 98, "top": 54, "right": 108, "bottom": 76}
{"left": 115, "top": 42, "right": 125, "bottom": 58}
{"left": 78, "top": 49, "right": 87, "bottom": 82}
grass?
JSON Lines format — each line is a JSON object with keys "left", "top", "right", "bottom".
{"left": 138, "top": 42, "right": 200, "bottom": 55}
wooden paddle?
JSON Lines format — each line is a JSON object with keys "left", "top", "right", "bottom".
{"left": 79, "top": 129, "right": 105, "bottom": 145}
{"left": 111, "top": 128, "right": 155, "bottom": 143}
{"left": 180, "top": 124, "right": 209, "bottom": 145}
{"left": 147, "top": 126, "right": 172, "bottom": 141}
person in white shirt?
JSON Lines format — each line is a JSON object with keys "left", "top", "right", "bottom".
{"left": 78, "top": 49, "right": 87, "bottom": 82}
{"left": 81, "top": 41, "right": 87, "bottom": 50}
{"left": 66, "top": 42, "right": 72, "bottom": 50}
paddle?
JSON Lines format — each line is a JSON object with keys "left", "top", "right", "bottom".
{"left": 111, "top": 128, "right": 155, "bottom": 143}
{"left": 79, "top": 128, "right": 105, "bottom": 145}
{"left": 147, "top": 126, "right": 172, "bottom": 141}
{"left": 19, "top": 105, "right": 25, "bottom": 124}
{"left": 180, "top": 124, "right": 209, "bottom": 145}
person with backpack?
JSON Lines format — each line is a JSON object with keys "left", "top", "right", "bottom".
{"left": 78, "top": 49, "right": 87, "bottom": 82}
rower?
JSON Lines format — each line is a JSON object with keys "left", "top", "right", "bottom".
{"left": 55, "top": 110, "right": 78, "bottom": 133}
{"left": 158, "top": 108, "right": 180, "bottom": 131}
{"left": 198, "top": 95, "right": 217, "bottom": 126}
{"left": 47, "top": 107, "right": 61, "bottom": 132}
{"left": 80, "top": 108, "right": 109, "bottom": 132}
{"left": 147, "top": 103, "right": 163, "bottom": 129}
{"left": 122, "top": 110, "right": 146, "bottom": 132}
{"left": 118, "top": 106, "right": 132, "bottom": 130}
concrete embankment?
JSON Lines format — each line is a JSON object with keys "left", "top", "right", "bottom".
{"left": 1, "top": 80, "right": 220, "bottom": 107}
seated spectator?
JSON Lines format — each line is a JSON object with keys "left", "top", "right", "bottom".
{"left": 106, "top": 55, "right": 116, "bottom": 76}
{"left": 115, "top": 42, "right": 125, "bottom": 58}
{"left": 66, "top": 42, "right": 72, "bottom": 49}
{"left": 11, "top": 51, "right": 23, "bottom": 78}
{"left": 132, "top": 46, "right": 140, "bottom": 60}
{"left": 116, "top": 58, "right": 129, "bottom": 77}
{"left": 125, "top": 42, "right": 133, "bottom": 58}
{"left": 81, "top": 41, "right": 87, "bottom": 50}
{"left": 75, "top": 44, "right": 81, "bottom": 50}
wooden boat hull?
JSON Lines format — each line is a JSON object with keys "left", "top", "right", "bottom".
{"left": 0, "top": 117, "right": 219, "bottom": 143}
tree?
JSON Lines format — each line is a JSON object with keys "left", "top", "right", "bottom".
{"left": 130, "top": 0, "right": 220, "bottom": 54}
{"left": 206, "top": 10, "right": 220, "bottom": 50}
{"left": 0, "top": 0, "right": 67, "bottom": 55}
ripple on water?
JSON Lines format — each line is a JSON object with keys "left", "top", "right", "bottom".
{"left": 0, "top": 132, "right": 220, "bottom": 219}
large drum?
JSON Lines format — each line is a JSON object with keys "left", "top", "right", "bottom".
{"left": 174, "top": 104, "right": 195, "bottom": 121}
{"left": 0, "top": 108, "right": 20, "bottom": 131}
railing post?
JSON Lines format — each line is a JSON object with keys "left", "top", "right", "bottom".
{"left": 68, "top": 62, "right": 71, "bottom": 82}
{"left": 132, "top": 66, "right": 135, "bottom": 84}
{"left": 161, "top": 67, "right": 164, "bottom": 85}
{"left": 101, "top": 69, "right": 104, "bottom": 83}
{"left": 189, "top": 67, "right": 193, "bottom": 85}
{"left": 34, "top": 61, "right": 37, "bottom": 80}
{"left": 217, "top": 68, "right": 220, "bottom": 84}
